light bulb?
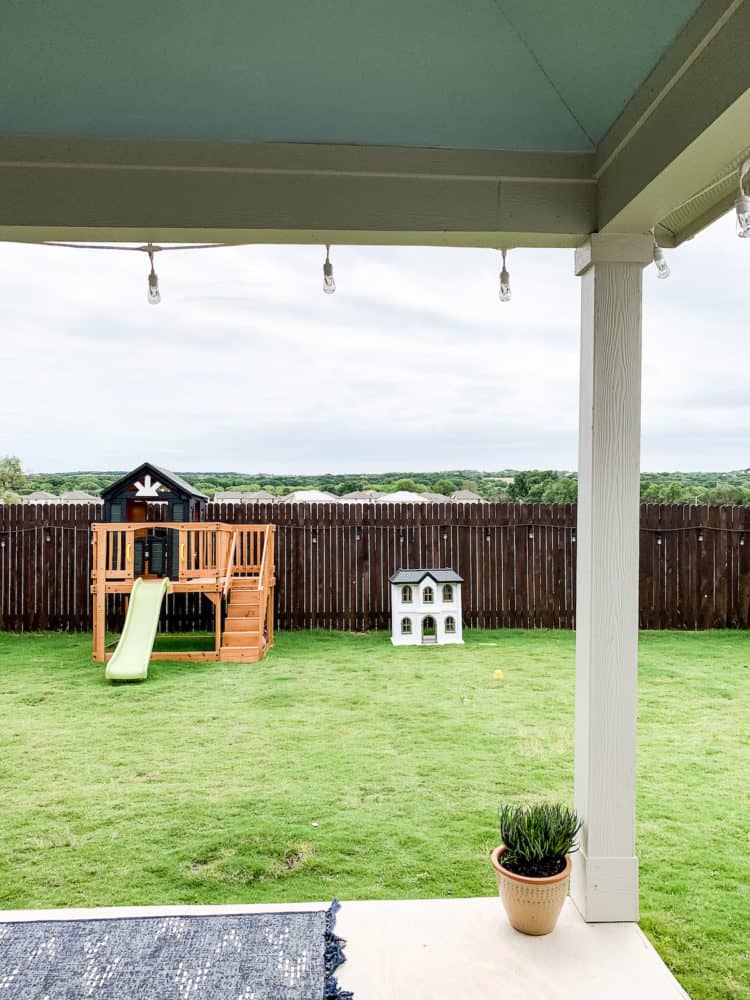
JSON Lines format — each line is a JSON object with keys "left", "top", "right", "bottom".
{"left": 499, "top": 270, "right": 511, "bottom": 301}
{"left": 323, "top": 244, "right": 335, "bottom": 294}
{"left": 653, "top": 244, "right": 670, "bottom": 279}
{"left": 147, "top": 267, "right": 161, "bottom": 304}
{"left": 146, "top": 246, "right": 161, "bottom": 304}
{"left": 737, "top": 161, "right": 750, "bottom": 238}
{"left": 736, "top": 194, "right": 750, "bottom": 238}
{"left": 498, "top": 249, "right": 511, "bottom": 302}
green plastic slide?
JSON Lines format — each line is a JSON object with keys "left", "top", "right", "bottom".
{"left": 105, "top": 577, "right": 169, "bottom": 681}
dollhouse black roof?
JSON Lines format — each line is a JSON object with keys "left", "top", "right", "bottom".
{"left": 389, "top": 569, "right": 463, "bottom": 585}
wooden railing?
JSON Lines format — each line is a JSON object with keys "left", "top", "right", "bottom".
{"left": 90, "top": 522, "right": 271, "bottom": 588}
{"left": 95, "top": 525, "right": 137, "bottom": 582}
{"left": 223, "top": 531, "right": 238, "bottom": 598}
{"left": 256, "top": 525, "right": 276, "bottom": 645}
{"left": 179, "top": 526, "right": 220, "bottom": 579}
{"left": 233, "top": 527, "right": 266, "bottom": 576}
{"left": 258, "top": 525, "right": 275, "bottom": 592}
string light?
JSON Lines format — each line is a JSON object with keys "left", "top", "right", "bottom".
{"left": 146, "top": 244, "right": 161, "bottom": 305}
{"left": 498, "top": 249, "right": 511, "bottom": 302}
{"left": 40, "top": 240, "right": 226, "bottom": 305}
{"left": 736, "top": 159, "right": 750, "bottom": 238}
{"left": 651, "top": 231, "right": 670, "bottom": 279}
{"left": 322, "top": 244, "right": 336, "bottom": 295}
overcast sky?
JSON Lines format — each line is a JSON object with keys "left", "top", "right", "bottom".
{"left": 1, "top": 212, "right": 747, "bottom": 476}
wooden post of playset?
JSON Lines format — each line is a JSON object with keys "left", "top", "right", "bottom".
{"left": 267, "top": 525, "right": 276, "bottom": 647}
{"left": 92, "top": 527, "right": 106, "bottom": 663}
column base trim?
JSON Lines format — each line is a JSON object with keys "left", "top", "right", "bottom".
{"left": 570, "top": 850, "right": 639, "bottom": 923}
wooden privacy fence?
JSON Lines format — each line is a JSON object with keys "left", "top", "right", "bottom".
{"left": 2, "top": 502, "right": 750, "bottom": 632}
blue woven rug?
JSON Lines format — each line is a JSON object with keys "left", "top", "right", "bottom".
{"left": 0, "top": 899, "right": 352, "bottom": 999}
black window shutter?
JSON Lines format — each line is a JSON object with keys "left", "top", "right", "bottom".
{"left": 133, "top": 538, "right": 145, "bottom": 575}
{"left": 150, "top": 540, "right": 165, "bottom": 576}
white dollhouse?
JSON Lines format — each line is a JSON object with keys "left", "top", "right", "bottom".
{"left": 390, "top": 569, "right": 463, "bottom": 646}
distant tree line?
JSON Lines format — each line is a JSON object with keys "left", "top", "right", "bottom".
{"left": 5, "top": 455, "right": 750, "bottom": 505}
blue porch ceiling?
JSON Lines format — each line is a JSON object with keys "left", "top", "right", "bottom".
{"left": 1, "top": 1, "right": 702, "bottom": 151}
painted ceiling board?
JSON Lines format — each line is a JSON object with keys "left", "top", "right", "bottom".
{"left": 0, "top": 0, "right": 701, "bottom": 151}
{"left": 496, "top": 0, "right": 705, "bottom": 143}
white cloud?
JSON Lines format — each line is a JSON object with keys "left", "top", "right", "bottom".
{"left": 1, "top": 213, "right": 747, "bottom": 474}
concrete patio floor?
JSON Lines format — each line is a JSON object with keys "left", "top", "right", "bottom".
{"left": 1, "top": 897, "right": 689, "bottom": 999}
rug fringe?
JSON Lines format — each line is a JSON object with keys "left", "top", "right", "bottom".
{"left": 324, "top": 898, "right": 354, "bottom": 1000}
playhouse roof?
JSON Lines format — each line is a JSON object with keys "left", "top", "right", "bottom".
{"left": 390, "top": 569, "right": 463, "bottom": 585}
{"left": 101, "top": 463, "right": 208, "bottom": 501}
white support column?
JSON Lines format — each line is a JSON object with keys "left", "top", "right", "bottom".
{"left": 572, "top": 234, "right": 653, "bottom": 923}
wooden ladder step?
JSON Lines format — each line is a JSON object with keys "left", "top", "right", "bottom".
{"left": 224, "top": 616, "right": 260, "bottom": 632}
{"left": 219, "top": 646, "right": 261, "bottom": 662}
{"left": 222, "top": 630, "right": 261, "bottom": 647}
{"left": 228, "top": 590, "right": 261, "bottom": 604}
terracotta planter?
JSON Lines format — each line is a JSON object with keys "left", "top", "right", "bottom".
{"left": 491, "top": 845, "right": 572, "bottom": 936}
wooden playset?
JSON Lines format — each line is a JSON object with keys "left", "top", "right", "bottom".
{"left": 91, "top": 463, "right": 275, "bottom": 671}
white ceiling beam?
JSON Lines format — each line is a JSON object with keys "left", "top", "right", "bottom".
{"left": 596, "top": 0, "right": 750, "bottom": 242}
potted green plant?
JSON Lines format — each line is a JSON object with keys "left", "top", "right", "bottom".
{"left": 491, "top": 802, "right": 582, "bottom": 936}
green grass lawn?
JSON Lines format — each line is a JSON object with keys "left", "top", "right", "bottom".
{"left": 0, "top": 629, "right": 748, "bottom": 999}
